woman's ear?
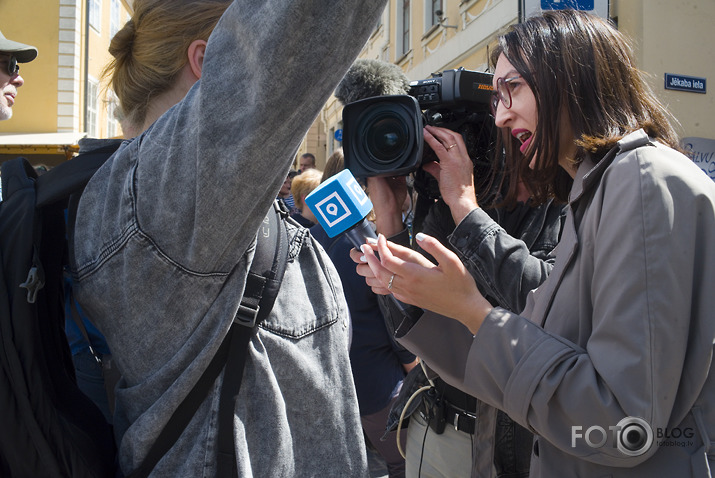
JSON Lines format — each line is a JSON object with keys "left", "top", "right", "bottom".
{"left": 187, "top": 39, "right": 208, "bottom": 80}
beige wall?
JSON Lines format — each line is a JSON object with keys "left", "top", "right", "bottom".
{"left": 614, "top": 0, "right": 715, "bottom": 139}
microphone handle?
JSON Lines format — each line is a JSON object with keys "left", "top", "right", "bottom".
{"left": 344, "top": 220, "right": 419, "bottom": 316}
{"left": 345, "top": 219, "right": 377, "bottom": 249}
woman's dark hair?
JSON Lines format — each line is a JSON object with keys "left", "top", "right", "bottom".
{"left": 491, "top": 9, "right": 681, "bottom": 205}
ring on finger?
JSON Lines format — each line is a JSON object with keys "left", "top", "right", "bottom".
{"left": 387, "top": 273, "right": 396, "bottom": 290}
{"left": 446, "top": 143, "right": 458, "bottom": 150}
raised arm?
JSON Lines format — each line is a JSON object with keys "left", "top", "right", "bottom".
{"left": 135, "top": 1, "right": 388, "bottom": 271}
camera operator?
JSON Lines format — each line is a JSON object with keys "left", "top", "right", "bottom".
{"left": 338, "top": 61, "right": 565, "bottom": 477}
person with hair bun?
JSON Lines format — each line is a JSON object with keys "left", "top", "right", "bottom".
{"left": 71, "top": 0, "right": 388, "bottom": 476}
{"left": 356, "top": 9, "right": 715, "bottom": 477}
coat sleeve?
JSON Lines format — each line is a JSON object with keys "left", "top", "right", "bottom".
{"left": 448, "top": 207, "right": 557, "bottom": 313}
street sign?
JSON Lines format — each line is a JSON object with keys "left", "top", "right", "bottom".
{"left": 542, "top": 0, "right": 593, "bottom": 9}
{"left": 521, "top": 0, "right": 609, "bottom": 21}
{"left": 334, "top": 129, "right": 343, "bottom": 142}
{"left": 664, "top": 74, "right": 706, "bottom": 94}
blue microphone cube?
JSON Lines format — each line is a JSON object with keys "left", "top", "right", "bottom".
{"left": 305, "top": 169, "right": 373, "bottom": 238}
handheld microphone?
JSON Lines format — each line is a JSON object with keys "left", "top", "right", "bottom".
{"left": 306, "top": 170, "right": 421, "bottom": 319}
{"left": 305, "top": 169, "right": 377, "bottom": 248}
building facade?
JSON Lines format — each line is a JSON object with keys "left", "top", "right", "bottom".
{"left": 303, "top": 0, "right": 715, "bottom": 179}
{"left": 0, "top": 0, "right": 132, "bottom": 166}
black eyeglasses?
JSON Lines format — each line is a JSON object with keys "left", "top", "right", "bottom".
{"left": 490, "top": 75, "right": 521, "bottom": 116}
{"left": 2, "top": 56, "right": 19, "bottom": 77}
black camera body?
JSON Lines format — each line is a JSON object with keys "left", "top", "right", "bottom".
{"left": 342, "top": 68, "right": 494, "bottom": 178}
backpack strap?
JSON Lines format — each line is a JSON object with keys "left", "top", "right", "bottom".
{"left": 128, "top": 201, "right": 289, "bottom": 478}
{"left": 216, "top": 200, "right": 289, "bottom": 478}
{"left": 36, "top": 140, "right": 124, "bottom": 207}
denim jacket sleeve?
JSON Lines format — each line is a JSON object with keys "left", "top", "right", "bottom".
{"left": 122, "top": 1, "right": 388, "bottom": 274}
{"left": 448, "top": 202, "right": 565, "bottom": 314}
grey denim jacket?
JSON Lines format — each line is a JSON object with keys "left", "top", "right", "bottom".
{"left": 71, "top": 1, "right": 387, "bottom": 476}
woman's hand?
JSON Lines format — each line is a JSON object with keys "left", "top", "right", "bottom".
{"left": 350, "top": 233, "right": 493, "bottom": 334}
{"left": 422, "top": 125, "right": 480, "bottom": 224}
{"left": 366, "top": 176, "right": 408, "bottom": 237}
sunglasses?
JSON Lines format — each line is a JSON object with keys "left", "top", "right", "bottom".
{"left": 2, "top": 56, "right": 19, "bottom": 77}
{"left": 490, "top": 75, "right": 521, "bottom": 116}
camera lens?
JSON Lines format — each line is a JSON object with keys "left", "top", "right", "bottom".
{"left": 343, "top": 95, "right": 424, "bottom": 177}
{"left": 356, "top": 102, "right": 416, "bottom": 168}
{"left": 365, "top": 115, "right": 409, "bottom": 163}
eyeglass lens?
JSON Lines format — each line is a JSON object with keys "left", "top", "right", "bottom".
{"left": 490, "top": 76, "right": 516, "bottom": 116}
{"left": 6, "top": 56, "right": 19, "bottom": 76}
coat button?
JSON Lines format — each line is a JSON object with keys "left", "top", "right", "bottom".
{"left": 533, "top": 439, "right": 539, "bottom": 457}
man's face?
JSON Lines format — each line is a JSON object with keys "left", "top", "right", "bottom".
{"left": 0, "top": 54, "right": 24, "bottom": 121}
{"left": 299, "top": 157, "right": 314, "bottom": 172}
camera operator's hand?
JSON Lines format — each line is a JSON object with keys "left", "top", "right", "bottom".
{"left": 350, "top": 233, "right": 492, "bottom": 335}
{"left": 367, "top": 175, "right": 408, "bottom": 237}
{"left": 422, "top": 125, "right": 480, "bottom": 225}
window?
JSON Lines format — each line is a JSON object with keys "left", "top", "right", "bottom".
{"left": 110, "top": 0, "right": 120, "bottom": 38}
{"left": 427, "top": 0, "right": 443, "bottom": 29}
{"left": 106, "top": 95, "right": 119, "bottom": 138}
{"left": 86, "top": 79, "right": 98, "bottom": 137}
{"left": 89, "top": 0, "right": 102, "bottom": 32}
{"left": 425, "top": 0, "right": 444, "bottom": 30}
{"left": 399, "top": 0, "right": 411, "bottom": 57}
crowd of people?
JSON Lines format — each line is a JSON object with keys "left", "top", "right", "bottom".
{"left": 2, "top": 4, "right": 714, "bottom": 478}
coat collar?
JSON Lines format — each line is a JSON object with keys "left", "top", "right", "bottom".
{"left": 568, "top": 129, "right": 654, "bottom": 205}
{"left": 527, "top": 129, "right": 655, "bottom": 327}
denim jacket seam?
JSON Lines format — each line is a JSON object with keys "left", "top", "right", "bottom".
{"left": 76, "top": 224, "right": 234, "bottom": 281}
{"left": 259, "top": 316, "right": 338, "bottom": 339}
{"left": 74, "top": 222, "right": 139, "bottom": 279}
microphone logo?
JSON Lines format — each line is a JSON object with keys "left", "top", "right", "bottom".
{"left": 314, "top": 191, "right": 351, "bottom": 228}
{"left": 305, "top": 170, "right": 373, "bottom": 237}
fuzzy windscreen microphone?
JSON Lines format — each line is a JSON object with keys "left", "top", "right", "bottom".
{"left": 334, "top": 58, "right": 410, "bottom": 105}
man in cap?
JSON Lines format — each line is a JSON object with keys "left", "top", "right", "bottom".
{"left": 0, "top": 30, "right": 37, "bottom": 121}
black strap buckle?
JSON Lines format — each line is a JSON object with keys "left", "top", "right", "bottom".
{"left": 235, "top": 302, "right": 260, "bottom": 327}
{"left": 452, "top": 408, "right": 477, "bottom": 433}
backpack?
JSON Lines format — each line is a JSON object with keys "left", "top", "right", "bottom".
{"left": 0, "top": 142, "right": 121, "bottom": 477}
{"left": 0, "top": 141, "right": 288, "bottom": 478}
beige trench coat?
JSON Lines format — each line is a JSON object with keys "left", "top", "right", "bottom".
{"left": 400, "top": 130, "right": 715, "bottom": 477}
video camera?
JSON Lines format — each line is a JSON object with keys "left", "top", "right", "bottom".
{"left": 342, "top": 68, "right": 494, "bottom": 178}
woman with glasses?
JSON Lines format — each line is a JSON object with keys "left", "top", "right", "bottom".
{"left": 355, "top": 9, "right": 715, "bottom": 477}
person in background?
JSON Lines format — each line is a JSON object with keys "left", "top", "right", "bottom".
{"left": 311, "top": 148, "right": 418, "bottom": 478}
{"left": 277, "top": 168, "right": 300, "bottom": 215}
{"left": 72, "top": 0, "right": 388, "bottom": 476}
{"left": 0, "top": 30, "right": 36, "bottom": 122}
{"left": 357, "top": 9, "right": 715, "bottom": 478}
{"left": 290, "top": 167, "right": 322, "bottom": 226}
{"left": 299, "top": 152, "right": 316, "bottom": 172}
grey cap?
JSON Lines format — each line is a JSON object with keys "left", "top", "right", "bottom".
{"left": 0, "top": 30, "right": 37, "bottom": 63}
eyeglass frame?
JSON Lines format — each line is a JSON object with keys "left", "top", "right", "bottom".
{"left": 490, "top": 75, "right": 521, "bottom": 116}
{"left": 2, "top": 56, "right": 19, "bottom": 77}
